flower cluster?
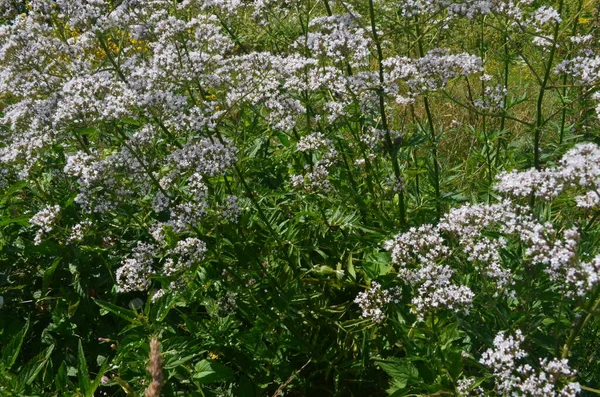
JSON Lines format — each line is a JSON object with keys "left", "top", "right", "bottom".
{"left": 116, "top": 242, "right": 156, "bottom": 293}
{"left": 473, "top": 84, "right": 508, "bottom": 111}
{"left": 385, "top": 225, "right": 474, "bottom": 320}
{"left": 30, "top": 204, "right": 61, "bottom": 245}
{"left": 384, "top": 49, "right": 483, "bottom": 103}
{"left": 480, "top": 330, "right": 581, "bottom": 396}
{"left": 354, "top": 282, "right": 402, "bottom": 323}
{"left": 292, "top": 132, "right": 338, "bottom": 193}
{"left": 164, "top": 237, "right": 207, "bottom": 276}
{"left": 496, "top": 143, "right": 600, "bottom": 208}
{"left": 302, "top": 13, "right": 371, "bottom": 68}
{"left": 375, "top": 143, "right": 600, "bottom": 323}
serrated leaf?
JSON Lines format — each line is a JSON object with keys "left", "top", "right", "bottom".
{"left": 22, "top": 344, "right": 54, "bottom": 386}
{"left": 2, "top": 318, "right": 29, "bottom": 369}
{"left": 55, "top": 361, "right": 68, "bottom": 392}
{"left": 43, "top": 257, "right": 61, "bottom": 293}
{"left": 77, "top": 339, "right": 91, "bottom": 394}
{"left": 0, "top": 215, "right": 30, "bottom": 227}
{"left": 193, "top": 359, "right": 234, "bottom": 384}
{"left": 93, "top": 299, "right": 137, "bottom": 323}
{"left": 375, "top": 358, "right": 419, "bottom": 392}
{"left": 346, "top": 251, "right": 356, "bottom": 281}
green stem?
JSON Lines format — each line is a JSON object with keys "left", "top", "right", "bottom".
{"left": 533, "top": 0, "right": 563, "bottom": 169}
{"left": 212, "top": 128, "right": 282, "bottom": 245}
{"left": 113, "top": 123, "right": 171, "bottom": 199}
{"left": 581, "top": 385, "right": 600, "bottom": 394}
{"left": 496, "top": 20, "right": 510, "bottom": 167}
{"left": 480, "top": 17, "right": 493, "bottom": 190}
{"left": 415, "top": 16, "right": 441, "bottom": 219}
{"left": 559, "top": 0, "right": 583, "bottom": 144}
{"left": 368, "top": 0, "right": 406, "bottom": 227}
{"left": 323, "top": 0, "right": 332, "bottom": 15}
{"left": 562, "top": 287, "right": 600, "bottom": 359}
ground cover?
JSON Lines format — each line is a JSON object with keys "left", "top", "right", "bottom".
{"left": 1, "top": 0, "right": 600, "bottom": 395}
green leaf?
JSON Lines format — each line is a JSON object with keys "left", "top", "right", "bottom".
{"left": 152, "top": 292, "right": 179, "bottom": 322}
{"left": 375, "top": 358, "right": 419, "bottom": 392}
{"left": 21, "top": 344, "right": 54, "bottom": 386}
{"left": 164, "top": 354, "right": 197, "bottom": 370}
{"left": 362, "top": 251, "right": 391, "bottom": 280}
{"left": 90, "top": 354, "right": 110, "bottom": 396}
{"left": 346, "top": 251, "right": 356, "bottom": 281}
{"left": 55, "top": 361, "right": 68, "bottom": 393}
{"left": 0, "top": 215, "right": 30, "bottom": 227}
{"left": 0, "top": 181, "right": 27, "bottom": 204}
{"left": 77, "top": 339, "right": 91, "bottom": 395}
{"left": 2, "top": 318, "right": 29, "bottom": 370}
{"left": 43, "top": 257, "right": 61, "bottom": 293}
{"left": 74, "top": 127, "right": 98, "bottom": 135}
{"left": 193, "top": 359, "right": 234, "bottom": 384}
{"left": 93, "top": 299, "right": 138, "bottom": 323}
{"left": 121, "top": 117, "right": 140, "bottom": 126}
{"left": 276, "top": 132, "right": 290, "bottom": 147}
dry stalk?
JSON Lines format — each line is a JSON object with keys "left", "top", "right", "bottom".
{"left": 144, "top": 337, "right": 164, "bottom": 397}
{"left": 271, "top": 358, "right": 311, "bottom": 397}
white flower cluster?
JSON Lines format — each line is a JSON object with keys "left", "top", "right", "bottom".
{"left": 354, "top": 282, "right": 402, "bottom": 323}
{"left": 361, "top": 127, "right": 404, "bottom": 150}
{"left": 164, "top": 237, "right": 207, "bottom": 276}
{"left": 555, "top": 35, "right": 600, "bottom": 119}
{"left": 68, "top": 219, "right": 92, "bottom": 243}
{"left": 384, "top": 49, "right": 483, "bottom": 103}
{"left": 455, "top": 377, "right": 484, "bottom": 396}
{"left": 473, "top": 84, "right": 508, "bottom": 111}
{"left": 556, "top": 53, "right": 600, "bottom": 85}
{"left": 302, "top": 14, "right": 371, "bottom": 68}
{"left": 218, "top": 52, "right": 313, "bottom": 132}
{"left": 496, "top": 143, "right": 600, "bottom": 208}
{"left": 168, "top": 138, "right": 237, "bottom": 178}
{"left": 292, "top": 132, "right": 338, "bottom": 194}
{"left": 376, "top": 0, "right": 527, "bottom": 20}
{"left": 385, "top": 225, "right": 474, "bottom": 320}
{"left": 30, "top": 204, "right": 61, "bottom": 245}
{"left": 296, "top": 132, "right": 333, "bottom": 153}
{"left": 219, "top": 195, "right": 242, "bottom": 223}
{"left": 116, "top": 242, "right": 156, "bottom": 293}
{"left": 480, "top": 330, "right": 581, "bottom": 396}
{"left": 440, "top": 197, "right": 600, "bottom": 297}
{"left": 217, "top": 291, "right": 238, "bottom": 316}
{"left": 291, "top": 165, "right": 332, "bottom": 193}
{"left": 376, "top": 143, "right": 600, "bottom": 321}
{"left": 117, "top": 235, "right": 208, "bottom": 293}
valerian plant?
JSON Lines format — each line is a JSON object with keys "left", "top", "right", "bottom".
{"left": 0, "top": 0, "right": 599, "bottom": 396}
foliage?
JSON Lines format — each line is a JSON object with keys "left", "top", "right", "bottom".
{"left": 1, "top": 0, "right": 600, "bottom": 396}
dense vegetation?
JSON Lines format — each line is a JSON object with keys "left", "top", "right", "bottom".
{"left": 1, "top": 0, "right": 600, "bottom": 395}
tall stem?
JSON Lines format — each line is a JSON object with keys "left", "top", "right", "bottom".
{"left": 562, "top": 288, "right": 600, "bottom": 359}
{"left": 559, "top": 0, "right": 583, "bottom": 144}
{"left": 415, "top": 16, "right": 441, "bottom": 219}
{"left": 533, "top": 0, "right": 563, "bottom": 169}
{"left": 496, "top": 20, "right": 510, "bottom": 167}
{"left": 480, "top": 17, "right": 493, "bottom": 190}
{"left": 368, "top": 0, "right": 406, "bottom": 227}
